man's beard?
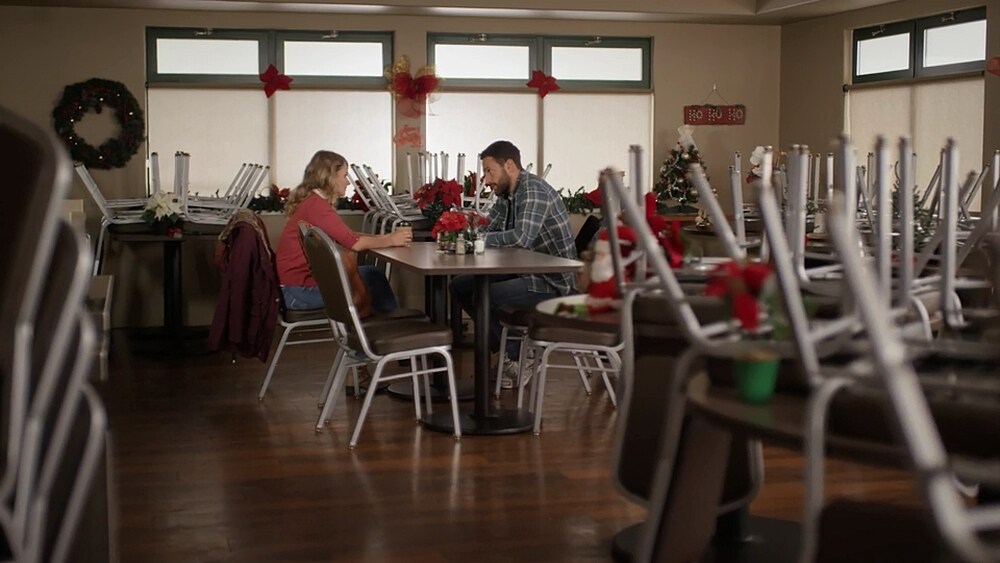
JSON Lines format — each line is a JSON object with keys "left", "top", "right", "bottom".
{"left": 494, "top": 169, "right": 514, "bottom": 196}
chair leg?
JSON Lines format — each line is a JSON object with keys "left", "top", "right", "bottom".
{"left": 494, "top": 325, "right": 510, "bottom": 397}
{"left": 258, "top": 325, "right": 293, "bottom": 401}
{"left": 532, "top": 347, "right": 556, "bottom": 435}
{"left": 410, "top": 357, "right": 422, "bottom": 421}
{"left": 421, "top": 355, "right": 433, "bottom": 415}
{"left": 318, "top": 348, "right": 346, "bottom": 408}
{"left": 439, "top": 350, "right": 462, "bottom": 440}
{"left": 350, "top": 359, "right": 388, "bottom": 448}
{"left": 601, "top": 352, "right": 620, "bottom": 408}
{"left": 93, "top": 223, "right": 108, "bottom": 276}
{"left": 516, "top": 340, "right": 532, "bottom": 409}
{"left": 573, "top": 352, "right": 594, "bottom": 395}
{"left": 315, "top": 355, "right": 352, "bottom": 433}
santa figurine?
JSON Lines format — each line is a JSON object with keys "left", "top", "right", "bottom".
{"left": 586, "top": 226, "right": 637, "bottom": 307}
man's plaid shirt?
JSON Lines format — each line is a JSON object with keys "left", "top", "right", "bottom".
{"left": 483, "top": 170, "right": 577, "bottom": 295}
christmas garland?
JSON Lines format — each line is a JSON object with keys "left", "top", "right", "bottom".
{"left": 52, "top": 78, "right": 144, "bottom": 169}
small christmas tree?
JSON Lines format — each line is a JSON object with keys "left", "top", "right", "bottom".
{"left": 655, "top": 125, "right": 708, "bottom": 213}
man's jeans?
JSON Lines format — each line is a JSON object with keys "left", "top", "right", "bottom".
{"left": 449, "top": 274, "right": 558, "bottom": 359}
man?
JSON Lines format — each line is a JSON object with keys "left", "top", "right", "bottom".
{"left": 450, "top": 140, "right": 577, "bottom": 389}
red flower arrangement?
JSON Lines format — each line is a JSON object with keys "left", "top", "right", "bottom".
{"left": 704, "top": 260, "right": 773, "bottom": 332}
{"left": 431, "top": 210, "right": 487, "bottom": 239}
{"left": 414, "top": 178, "right": 464, "bottom": 224}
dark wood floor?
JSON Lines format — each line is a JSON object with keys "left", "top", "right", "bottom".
{"left": 103, "top": 329, "right": 923, "bottom": 562}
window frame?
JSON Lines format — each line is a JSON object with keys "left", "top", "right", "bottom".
{"left": 542, "top": 36, "right": 651, "bottom": 90}
{"left": 146, "top": 27, "right": 271, "bottom": 85}
{"left": 850, "top": 7, "right": 986, "bottom": 85}
{"left": 147, "top": 27, "right": 394, "bottom": 87}
{"left": 914, "top": 7, "right": 987, "bottom": 78}
{"left": 427, "top": 33, "right": 542, "bottom": 88}
{"left": 275, "top": 30, "right": 394, "bottom": 88}
{"left": 428, "top": 32, "right": 651, "bottom": 90}
{"left": 851, "top": 20, "right": 914, "bottom": 85}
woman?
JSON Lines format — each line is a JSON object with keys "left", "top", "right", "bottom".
{"left": 275, "top": 150, "right": 411, "bottom": 311}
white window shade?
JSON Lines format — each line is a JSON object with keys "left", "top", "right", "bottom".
{"left": 273, "top": 90, "right": 393, "bottom": 194}
{"left": 542, "top": 93, "right": 652, "bottom": 194}
{"left": 849, "top": 76, "right": 984, "bottom": 211}
{"left": 147, "top": 88, "right": 269, "bottom": 196}
{"left": 156, "top": 38, "right": 260, "bottom": 75}
{"left": 912, "top": 78, "right": 984, "bottom": 210}
{"left": 848, "top": 83, "right": 911, "bottom": 158}
{"left": 283, "top": 41, "right": 385, "bottom": 76}
{"left": 425, "top": 92, "right": 539, "bottom": 184}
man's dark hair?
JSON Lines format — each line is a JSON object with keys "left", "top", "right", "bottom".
{"left": 480, "top": 140, "right": 522, "bottom": 170}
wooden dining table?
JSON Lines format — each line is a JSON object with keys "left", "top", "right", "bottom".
{"left": 370, "top": 242, "right": 582, "bottom": 435}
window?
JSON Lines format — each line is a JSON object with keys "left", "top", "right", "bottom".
{"left": 430, "top": 34, "right": 539, "bottom": 87}
{"left": 428, "top": 33, "right": 650, "bottom": 89}
{"left": 915, "top": 9, "right": 987, "bottom": 77}
{"left": 145, "top": 27, "right": 393, "bottom": 197}
{"left": 852, "top": 8, "right": 986, "bottom": 84}
{"left": 147, "top": 28, "right": 269, "bottom": 84}
{"left": 544, "top": 37, "right": 650, "bottom": 89}
{"left": 426, "top": 33, "right": 653, "bottom": 195}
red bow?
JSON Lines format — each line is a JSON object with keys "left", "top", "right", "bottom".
{"left": 527, "top": 70, "right": 559, "bottom": 98}
{"left": 386, "top": 56, "right": 440, "bottom": 118}
{"left": 259, "top": 64, "right": 292, "bottom": 98}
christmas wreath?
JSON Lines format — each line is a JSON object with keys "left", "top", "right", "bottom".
{"left": 52, "top": 78, "right": 144, "bottom": 169}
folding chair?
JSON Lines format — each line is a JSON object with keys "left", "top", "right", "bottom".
{"left": 302, "top": 226, "right": 460, "bottom": 448}
{"left": 73, "top": 162, "right": 146, "bottom": 275}
{"left": 0, "top": 104, "right": 74, "bottom": 508}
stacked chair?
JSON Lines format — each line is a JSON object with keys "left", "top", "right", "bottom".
{"left": 169, "top": 152, "right": 269, "bottom": 225}
{"left": 1, "top": 105, "right": 107, "bottom": 562}
{"left": 607, "top": 134, "right": 1000, "bottom": 562}
{"left": 77, "top": 152, "right": 268, "bottom": 274}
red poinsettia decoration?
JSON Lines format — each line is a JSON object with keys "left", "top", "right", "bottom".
{"left": 414, "top": 178, "right": 464, "bottom": 224}
{"left": 704, "top": 260, "right": 773, "bottom": 332}
{"left": 527, "top": 69, "right": 559, "bottom": 98}
{"left": 350, "top": 190, "right": 369, "bottom": 212}
{"left": 386, "top": 56, "right": 441, "bottom": 118}
{"left": 259, "top": 64, "right": 292, "bottom": 98}
{"left": 584, "top": 188, "right": 602, "bottom": 207}
{"left": 431, "top": 210, "right": 468, "bottom": 238}
{"left": 643, "top": 192, "right": 685, "bottom": 268}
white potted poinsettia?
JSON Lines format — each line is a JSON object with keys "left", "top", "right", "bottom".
{"left": 142, "top": 191, "right": 184, "bottom": 236}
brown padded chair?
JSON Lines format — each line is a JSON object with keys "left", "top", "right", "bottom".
{"left": 523, "top": 295, "right": 624, "bottom": 435}
{"left": 302, "top": 226, "right": 461, "bottom": 448}
{"left": 258, "top": 224, "right": 427, "bottom": 402}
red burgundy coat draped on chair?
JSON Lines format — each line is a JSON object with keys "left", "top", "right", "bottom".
{"left": 209, "top": 210, "right": 279, "bottom": 362}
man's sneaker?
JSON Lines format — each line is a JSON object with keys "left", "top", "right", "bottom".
{"left": 500, "top": 356, "right": 535, "bottom": 389}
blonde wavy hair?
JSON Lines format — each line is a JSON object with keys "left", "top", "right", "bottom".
{"left": 284, "top": 150, "right": 348, "bottom": 216}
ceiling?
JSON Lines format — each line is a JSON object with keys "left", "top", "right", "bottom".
{"left": 0, "top": 0, "right": 905, "bottom": 24}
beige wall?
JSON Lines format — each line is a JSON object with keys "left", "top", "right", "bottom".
{"left": 0, "top": 4, "right": 779, "bottom": 327}
{"left": 779, "top": 0, "right": 995, "bottom": 157}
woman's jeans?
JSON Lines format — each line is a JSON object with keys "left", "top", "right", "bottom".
{"left": 282, "top": 265, "right": 398, "bottom": 313}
